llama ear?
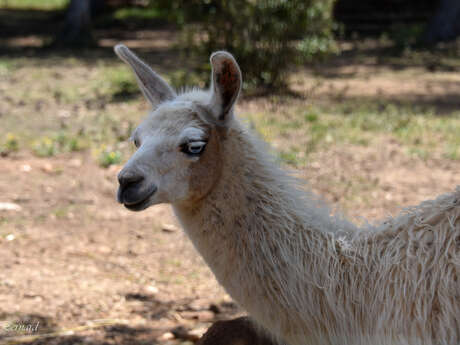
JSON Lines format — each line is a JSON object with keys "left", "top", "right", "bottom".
{"left": 114, "top": 44, "right": 176, "bottom": 107}
{"left": 209, "top": 51, "right": 242, "bottom": 124}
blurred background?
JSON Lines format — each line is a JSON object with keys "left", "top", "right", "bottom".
{"left": 0, "top": 0, "right": 459, "bottom": 344}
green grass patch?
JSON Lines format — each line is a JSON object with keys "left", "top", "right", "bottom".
{"left": 52, "top": 206, "right": 70, "bottom": 219}
{"left": 244, "top": 99, "right": 460, "bottom": 165}
{"left": 0, "top": 59, "right": 14, "bottom": 77}
{"left": 90, "top": 64, "right": 140, "bottom": 102}
{"left": 112, "top": 6, "right": 163, "bottom": 21}
{"left": 95, "top": 145, "right": 123, "bottom": 168}
{"left": 107, "top": 69, "right": 139, "bottom": 101}
{"left": 31, "top": 133, "right": 87, "bottom": 157}
{"left": 1, "top": 133, "right": 20, "bottom": 154}
{"left": 0, "top": 0, "right": 69, "bottom": 10}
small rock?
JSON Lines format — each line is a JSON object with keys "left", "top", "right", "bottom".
{"left": 98, "top": 245, "right": 112, "bottom": 254}
{"left": 21, "top": 164, "right": 32, "bottom": 172}
{"left": 0, "top": 202, "right": 22, "bottom": 212}
{"left": 146, "top": 285, "right": 159, "bottom": 294}
{"left": 162, "top": 223, "right": 179, "bottom": 233}
{"left": 6, "top": 234, "right": 15, "bottom": 241}
{"left": 189, "top": 327, "right": 207, "bottom": 338}
{"left": 171, "top": 326, "right": 200, "bottom": 342}
{"left": 159, "top": 332, "right": 174, "bottom": 341}
{"left": 41, "top": 163, "right": 54, "bottom": 173}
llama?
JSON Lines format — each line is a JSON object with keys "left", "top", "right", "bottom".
{"left": 114, "top": 44, "right": 460, "bottom": 345}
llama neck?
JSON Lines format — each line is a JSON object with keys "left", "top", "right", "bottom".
{"left": 173, "top": 122, "right": 356, "bottom": 340}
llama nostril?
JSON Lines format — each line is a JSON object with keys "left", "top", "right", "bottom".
{"left": 118, "top": 173, "right": 144, "bottom": 187}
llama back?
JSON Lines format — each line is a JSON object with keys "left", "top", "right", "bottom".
{"left": 274, "top": 187, "right": 460, "bottom": 345}
{"left": 338, "top": 187, "right": 460, "bottom": 344}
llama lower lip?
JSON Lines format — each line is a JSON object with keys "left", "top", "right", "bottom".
{"left": 123, "top": 194, "right": 152, "bottom": 211}
{"left": 121, "top": 184, "right": 157, "bottom": 211}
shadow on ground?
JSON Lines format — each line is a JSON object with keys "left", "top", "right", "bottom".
{"left": 0, "top": 7, "right": 179, "bottom": 70}
{"left": 0, "top": 311, "right": 161, "bottom": 345}
{"left": 0, "top": 294, "right": 241, "bottom": 345}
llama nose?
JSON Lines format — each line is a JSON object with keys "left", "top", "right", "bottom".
{"left": 118, "top": 171, "right": 144, "bottom": 187}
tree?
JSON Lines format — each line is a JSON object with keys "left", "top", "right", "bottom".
{"left": 423, "top": 0, "right": 460, "bottom": 44}
{"left": 159, "top": 0, "right": 337, "bottom": 89}
{"left": 54, "top": 0, "right": 93, "bottom": 46}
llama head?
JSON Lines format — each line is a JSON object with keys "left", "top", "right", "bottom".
{"left": 114, "top": 44, "right": 242, "bottom": 211}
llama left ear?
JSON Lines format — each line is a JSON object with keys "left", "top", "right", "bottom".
{"left": 209, "top": 51, "right": 242, "bottom": 124}
{"left": 114, "top": 44, "right": 176, "bottom": 108}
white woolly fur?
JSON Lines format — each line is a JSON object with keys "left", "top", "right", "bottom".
{"left": 173, "top": 107, "right": 460, "bottom": 345}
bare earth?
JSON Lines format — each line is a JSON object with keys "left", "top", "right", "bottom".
{"left": 1, "top": 140, "right": 460, "bottom": 344}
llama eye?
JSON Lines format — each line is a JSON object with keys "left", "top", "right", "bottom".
{"left": 133, "top": 139, "right": 140, "bottom": 148}
{"left": 181, "top": 141, "right": 207, "bottom": 156}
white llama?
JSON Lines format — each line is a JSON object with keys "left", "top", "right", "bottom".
{"left": 114, "top": 44, "right": 460, "bottom": 345}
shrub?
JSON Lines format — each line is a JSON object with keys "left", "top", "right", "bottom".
{"left": 32, "top": 137, "right": 58, "bottom": 157}
{"left": 3, "top": 133, "right": 19, "bottom": 153}
{"left": 387, "top": 23, "right": 426, "bottom": 49}
{"left": 96, "top": 145, "right": 123, "bottom": 168}
{"left": 157, "top": 0, "right": 337, "bottom": 89}
{"left": 32, "top": 133, "right": 86, "bottom": 157}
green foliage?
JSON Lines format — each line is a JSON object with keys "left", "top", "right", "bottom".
{"left": 0, "top": 60, "right": 13, "bottom": 77}
{"left": 97, "top": 146, "right": 123, "bottom": 168}
{"left": 157, "top": 0, "right": 337, "bottom": 89}
{"left": 0, "top": 0, "right": 69, "bottom": 10}
{"left": 3, "top": 133, "right": 20, "bottom": 153}
{"left": 279, "top": 150, "right": 306, "bottom": 167}
{"left": 32, "top": 137, "right": 58, "bottom": 157}
{"left": 32, "top": 133, "right": 86, "bottom": 157}
{"left": 113, "top": 6, "right": 163, "bottom": 21}
{"left": 304, "top": 111, "right": 319, "bottom": 123}
{"left": 101, "top": 66, "right": 139, "bottom": 101}
{"left": 387, "top": 23, "right": 426, "bottom": 49}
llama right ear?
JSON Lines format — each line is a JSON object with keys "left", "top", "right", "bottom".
{"left": 114, "top": 44, "right": 176, "bottom": 107}
{"left": 209, "top": 51, "right": 242, "bottom": 125}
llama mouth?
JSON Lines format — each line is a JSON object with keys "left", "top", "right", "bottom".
{"left": 119, "top": 184, "right": 157, "bottom": 212}
{"left": 124, "top": 195, "right": 152, "bottom": 211}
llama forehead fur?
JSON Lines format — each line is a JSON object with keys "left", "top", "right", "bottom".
{"left": 114, "top": 44, "right": 460, "bottom": 345}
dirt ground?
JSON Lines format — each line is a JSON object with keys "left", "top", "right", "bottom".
{"left": 1, "top": 140, "right": 460, "bottom": 345}
{"left": 0, "top": 152, "right": 240, "bottom": 345}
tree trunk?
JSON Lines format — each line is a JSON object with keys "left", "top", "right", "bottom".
{"left": 423, "top": 0, "right": 460, "bottom": 44}
{"left": 55, "top": 0, "right": 94, "bottom": 47}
